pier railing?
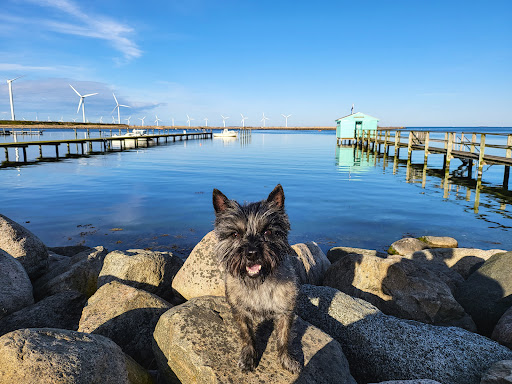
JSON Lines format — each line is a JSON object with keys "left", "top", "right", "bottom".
{"left": 342, "top": 129, "right": 512, "bottom": 190}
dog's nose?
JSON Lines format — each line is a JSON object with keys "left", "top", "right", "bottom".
{"left": 247, "top": 249, "right": 258, "bottom": 259}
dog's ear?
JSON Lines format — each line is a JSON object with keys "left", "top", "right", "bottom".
{"left": 267, "top": 184, "right": 285, "bottom": 210}
{"left": 213, "top": 189, "right": 230, "bottom": 214}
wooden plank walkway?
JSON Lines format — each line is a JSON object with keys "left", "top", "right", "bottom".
{"left": 340, "top": 129, "right": 512, "bottom": 189}
{"left": 0, "top": 131, "right": 212, "bottom": 166}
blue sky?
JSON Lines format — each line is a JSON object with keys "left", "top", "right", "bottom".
{"left": 0, "top": 0, "right": 511, "bottom": 127}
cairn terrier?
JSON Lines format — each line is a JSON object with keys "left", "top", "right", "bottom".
{"left": 212, "top": 184, "right": 301, "bottom": 374}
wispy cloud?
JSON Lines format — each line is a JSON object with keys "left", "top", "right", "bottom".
{"left": 0, "top": 63, "right": 56, "bottom": 72}
{"left": 16, "top": 0, "right": 142, "bottom": 61}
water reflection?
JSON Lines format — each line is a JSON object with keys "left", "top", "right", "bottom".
{"left": 335, "top": 145, "right": 512, "bottom": 219}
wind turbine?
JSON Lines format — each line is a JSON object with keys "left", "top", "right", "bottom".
{"left": 6, "top": 75, "right": 23, "bottom": 121}
{"left": 260, "top": 112, "right": 269, "bottom": 128}
{"left": 111, "top": 93, "right": 130, "bottom": 124}
{"left": 111, "top": 116, "right": 116, "bottom": 124}
{"left": 351, "top": 104, "right": 354, "bottom": 114}
{"left": 125, "top": 116, "right": 132, "bottom": 125}
{"left": 72, "top": 118, "right": 77, "bottom": 122}
{"left": 99, "top": 116, "right": 103, "bottom": 123}
{"left": 69, "top": 84, "right": 98, "bottom": 123}
{"left": 59, "top": 116, "right": 64, "bottom": 122}
{"left": 139, "top": 116, "right": 146, "bottom": 126}
{"left": 203, "top": 117, "right": 208, "bottom": 127}
{"left": 281, "top": 114, "right": 291, "bottom": 128}
{"left": 221, "top": 115, "right": 230, "bottom": 128}
{"left": 240, "top": 113, "right": 248, "bottom": 127}
{"left": 171, "top": 117, "right": 175, "bottom": 127}
{"left": 154, "top": 115, "right": 162, "bottom": 126}
{"left": 186, "top": 114, "right": 194, "bottom": 127}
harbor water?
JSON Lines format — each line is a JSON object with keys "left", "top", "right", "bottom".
{"left": 1, "top": 128, "right": 511, "bottom": 258}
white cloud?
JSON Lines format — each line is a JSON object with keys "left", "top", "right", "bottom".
{"left": 13, "top": 0, "right": 142, "bottom": 61}
{"left": 0, "top": 63, "right": 56, "bottom": 72}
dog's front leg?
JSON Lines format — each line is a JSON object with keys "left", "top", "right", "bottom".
{"left": 275, "top": 313, "right": 301, "bottom": 374}
{"left": 232, "top": 309, "right": 256, "bottom": 372}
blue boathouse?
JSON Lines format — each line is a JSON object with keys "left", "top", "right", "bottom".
{"left": 336, "top": 112, "right": 379, "bottom": 145}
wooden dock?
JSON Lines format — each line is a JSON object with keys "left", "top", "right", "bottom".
{"left": 339, "top": 129, "right": 512, "bottom": 190}
{"left": 0, "top": 130, "right": 213, "bottom": 167}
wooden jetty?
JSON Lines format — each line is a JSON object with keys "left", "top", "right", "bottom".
{"left": 0, "top": 130, "right": 213, "bottom": 167}
{"left": 340, "top": 129, "right": 512, "bottom": 190}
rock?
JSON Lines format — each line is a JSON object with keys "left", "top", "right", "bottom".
{"left": 0, "top": 291, "right": 87, "bottom": 337}
{"left": 323, "top": 252, "right": 476, "bottom": 330}
{"left": 419, "top": 236, "right": 458, "bottom": 248}
{"left": 153, "top": 295, "right": 356, "bottom": 384}
{"left": 290, "top": 241, "right": 331, "bottom": 285}
{"left": 48, "top": 245, "right": 93, "bottom": 257}
{"left": 0, "top": 250, "right": 34, "bottom": 321}
{"left": 389, "top": 238, "right": 430, "bottom": 255}
{"left": 409, "top": 258, "right": 465, "bottom": 294}
{"left": 327, "top": 246, "right": 387, "bottom": 264}
{"left": 32, "top": 246, "right": 108, "bottom": 300}
{"left": 493, "top": 306, "right": 512, "bottom": 349}
{"left": 171, "top": 231, "right": 225, "bottom": 300}
{"left": 98, "top": 249, "right": 183, "bottom": 303}
{"left": 369, "top": 381, "right": 443, "bottom": 384}
{"left": 480, "top": 360, "right": 512, "bottom": 384}
{"left": 296, "top": 284, "right": 512, "bottom": 384}
{"left": 0, "top": 214, "right": 49, "bottom": 279}
{"left": 0, "top": 328, "right": 153, "bottom": 384}
{"left": 78, "top": 281, "right": 171, "bottom": 369}
{"left": 404, "top": 248, "right": 506, "bottom": 279}
{"left": 455, "top": 251, "right": 512, "bottom": 336}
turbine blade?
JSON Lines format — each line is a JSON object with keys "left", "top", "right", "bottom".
{"left": 69, "top": 84, "right": 81, "bottom": 97}
{"left": 119, "top": 105, "right": 130, "bottom": 108}
{"left": 77, "top": 98, "right": 83, "bottom": 113}
{"left": 113, "top": 93, "right": 118, "bottom": 104}
{"left": 83, "top": 93, "right": 98, "bottom": 97}
{"left": 111, "top": 106, "right": 117, "bottom": 114}
{"left": 10, "top": 75, "right": 24, "bottom": 82}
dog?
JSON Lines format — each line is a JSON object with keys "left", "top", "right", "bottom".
{"left": 212, "top": 184, "right": 301, "bottom": 374}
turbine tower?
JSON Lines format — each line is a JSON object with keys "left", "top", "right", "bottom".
{"left": 260, "top": 112, "right": 269, "bottom": 128}
{"left": 154, "top": 115, "right": 162, "bottom": 126}
{"left": 111, "top": 93, "right": 130, "bottom": 124}
{"left": 186, "top": 114, "right": 194, "bottom": 127}
{"left": 203, "top": 117, "right": 208, "bottom": 127}
{"left": 281, "top": 114, "right": 291, "bottom": 128}
{"left": 221, "top": 115, "right": 230, "bottom": 128}
{"left": 69, "top": 84, "right": 98, "bottom": 123}
{"left": 6, "top": 75, "right": 23, "bottom": 121}
{"left": 351, "top": 103, "right": 354, "bottom": 114}
{"left": 240, "top": 113, "right": 248, "bottom": 127}
{"left": 139, "top": 116, "right": 146, "bottom": 126}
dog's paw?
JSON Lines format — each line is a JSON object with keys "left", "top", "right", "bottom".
{"left": 279, "top": 353, "right": 301, "bottom": 374}
{"left": 238, "top": 346, "right": 256, "bottom": 372}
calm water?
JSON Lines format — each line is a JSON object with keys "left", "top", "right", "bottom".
{"left": 1, "top": 128, "right": 511, "bottom": 258}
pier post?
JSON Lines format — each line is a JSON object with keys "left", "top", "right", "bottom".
{"left": 55, "top": 145, "right": 59, "bottom": 159}
{"left": 407, "top": 131, "right": 413, "bottom": 162}
{"left": 383, "top": 131, "right": 389, "bottom": 155}
{"left": 445, "top": 132, "right": 454, "bottom": 172}
{"left": 67, "top": 142, "right": 70, "bottom": 155}
{"left": 423, "top": 132, "right": 430, "bottom": 166}
{"left": 22, "top": 147, "right": 27, "bottom": 162}
{"left": 4, "top": 148, "right": 9, "bottom": 162}
{"left": 476, "top": 134, "right": 486, "bottom": 203}
{"left": 39, "top": 145, "right": 43, "bottom": 158}
{"left": 395, "top": 131, "right": 401, "bottom": 158}
{"left": 504, "top": 134, "right": 512, "bottom": 189}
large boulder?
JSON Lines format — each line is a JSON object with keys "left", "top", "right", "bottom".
{"left": 171, "top": 231, "right": 225, "bottom": 300}
{"left": 327, "top": 246, "right": 387, "bottom": 264}
{"left": 0, "top": 214, "right": 48, "bottom": 279}
{"left": 389, "top": 238, "right": 430, "bottom": 255}
{"left": 290, "top": 241, "right": 331, "bottom": 285}
{"left": 32, "top": 246, "right": 108, "bottom": 300}
{"left": 78, "top": 281, "right": 171, "bottom": 369}
{"left": 403, "top": 248, "right": 505, "bottom": 279}
{"left": 98, "top": 249, "right": 183, "bottom": 303}
{"left": 296, "top": 284, "right": 512, "bottom": 384}
{"left": 153, "top": 295, "right": 356, "bottom": 384}
{"left": 480, "top": 360, "right": 512, "bottom": 384}
{"left": 455, "top": 251, "right": 512, "bottom": 336}
{"left": 0, "top": 290, "right": 86, "bottom": 337}
{"left": 492, "top": 306, "right": 512, "bottom": 349}
{"left": 323, "top": 252, "right": 475, "bottom": 330}
{"left": 0, "top": 250, "right": 34, "bottom": 321}
{"left": 369, "top": 381, "right": 443, "bottom": 384}
{"left": 0, "top": 328, "right": 153, "bottom": 384}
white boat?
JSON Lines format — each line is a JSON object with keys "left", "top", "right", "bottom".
{"left": 213, "top": 129, "right": 237, "bottom": 138}
{"left": 111, "top": 129, "right": 153, "bottom": 148}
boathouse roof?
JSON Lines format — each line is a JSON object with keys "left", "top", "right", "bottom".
{"left": 335, "top": 112, "right": 379, "bottom": 122}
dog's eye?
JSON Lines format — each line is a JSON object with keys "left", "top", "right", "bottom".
{"left": 264, "top": 229, "right": 271, "bottom": 236}
{"left": 232, "top": 232, "right": 239, "bottom": 238}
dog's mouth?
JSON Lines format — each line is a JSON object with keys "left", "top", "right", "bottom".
{"left": 245, "top": 264, "right": 262, "bottom": 277}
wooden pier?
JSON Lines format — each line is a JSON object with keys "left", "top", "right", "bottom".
{"left": 0, "top": 130, "right": 212, "bottom": 167}
{"left": 339, "top": 129, "right": 512, "bottom": 190}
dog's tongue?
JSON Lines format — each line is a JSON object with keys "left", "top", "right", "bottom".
{"left": 246, "top": 264, "right": 261, "bottom": 275}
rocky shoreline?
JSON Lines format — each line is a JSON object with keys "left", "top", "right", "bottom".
{"left": 1, "top": 212, "right": 511, "bottom": 384}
